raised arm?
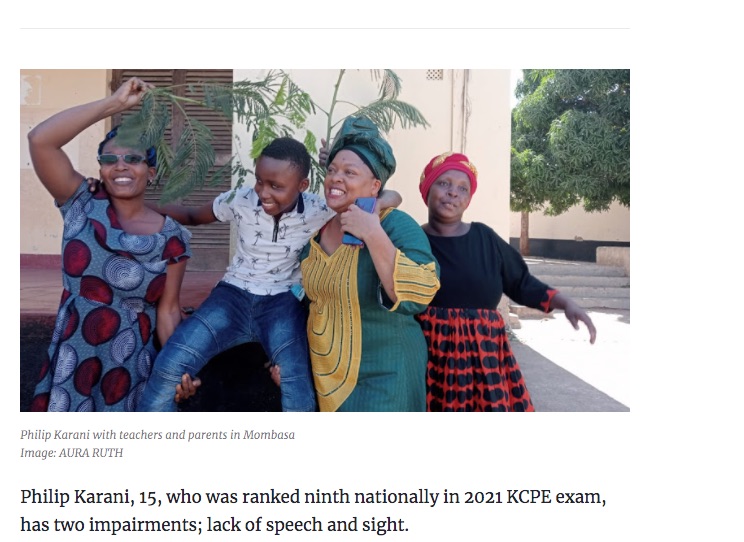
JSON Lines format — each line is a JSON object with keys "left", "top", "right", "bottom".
{"left": 27, "top": 77, "right": 153, "bottom": 204}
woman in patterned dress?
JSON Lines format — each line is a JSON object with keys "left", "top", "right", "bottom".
{"left": 299, "top": 117, "right": 440, "bottom": 411}
{"left": 28, "top": 78, "right": 193, "bottom": 412}
{"left": 415, "top": 152, "right": 597, "bottom": 411}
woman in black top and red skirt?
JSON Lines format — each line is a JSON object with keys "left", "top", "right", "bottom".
{"left": 416, "top": 152, "right": 597, "bottom": 412}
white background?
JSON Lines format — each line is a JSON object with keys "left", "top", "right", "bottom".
{"left": 7, "top": 2, "right": 742, "bottom": 540}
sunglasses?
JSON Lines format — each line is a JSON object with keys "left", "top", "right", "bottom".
{"left": 97, "top": 154, "right": 148, "bottom": 165}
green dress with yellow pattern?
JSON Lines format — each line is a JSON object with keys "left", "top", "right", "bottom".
{"left": 300, "top": 209, "right": 440, "bottom": 412}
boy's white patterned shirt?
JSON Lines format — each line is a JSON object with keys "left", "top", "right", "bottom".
{"left": 212, "top": 187, "right": 334, "bottom": 295}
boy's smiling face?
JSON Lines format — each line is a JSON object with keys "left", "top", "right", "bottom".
{"left": 254, "top": 156, "right": 309, "bottom": 217}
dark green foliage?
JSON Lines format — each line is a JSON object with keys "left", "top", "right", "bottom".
{"left": 511, "top": 69, "right": 630, "bottom": 216}
{"left": 117, "top": 71, "right": 317, "bottom": 203}
{"left": 114, "top": 92, "right": 171, "bottom": 152}
{"left": 160, "top": 118, "right": 216, "bottom": 202}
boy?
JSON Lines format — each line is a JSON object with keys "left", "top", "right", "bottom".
{"left": 137, "top": 137, "right": 328, "bottom": 411}
{"left": 137, "top": 137, "right": 399, "bottom": 411}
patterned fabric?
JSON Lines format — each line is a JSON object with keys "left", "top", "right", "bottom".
{"left": 301, "top": 209, "right": 440, "bottom": 411}
{"left": 213, "top": 188, "right": 335, "bottom": 295}
{"left": 30, "top": 179, "right": 191, "bottom": 412}
{"left": 418, "top": 307, "right": 534, "bottom": 411}
{"left": 416, "top": 222, "right": 556, "bottom": 412}
{"left": 301, "top": 244, "right": 363, "bottom": 411}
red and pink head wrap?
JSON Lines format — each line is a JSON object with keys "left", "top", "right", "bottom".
{"left": 419, "top": 152, "right": 478, "bottom": 203}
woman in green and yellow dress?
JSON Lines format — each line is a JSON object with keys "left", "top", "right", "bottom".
{"left": 300, "top": 117, "right": 440, "bottom": 411}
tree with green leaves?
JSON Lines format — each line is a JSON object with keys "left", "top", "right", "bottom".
{"left": 510, "top": 69, "right": 630, "bottom": 255}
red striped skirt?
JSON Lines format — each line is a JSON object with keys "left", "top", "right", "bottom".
{"left": 416, "top": 306, "right": 534, "bottom": 412}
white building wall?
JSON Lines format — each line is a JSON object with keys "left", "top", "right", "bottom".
{"left": 20, "top": 70, "right": 110, "bottom": 255}
{"left": 509, "top": 203, "right": 630, "bottom": 243}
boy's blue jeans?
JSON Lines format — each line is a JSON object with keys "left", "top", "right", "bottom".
{"left": 137, "top": 282, "right": 316, "bottom": 412}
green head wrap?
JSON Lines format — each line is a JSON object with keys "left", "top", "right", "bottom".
{"left": 327, "top": 116, "right": 396, "bottom": 186}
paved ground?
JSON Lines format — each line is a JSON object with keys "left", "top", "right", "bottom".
{"left": 512, "top": 309, "right": 630, "bottom": 411}
{"left": 20, "top": 268, "right": 629, "bottom": 412}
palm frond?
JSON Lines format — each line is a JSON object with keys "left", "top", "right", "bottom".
{"left": 223, "top": 83, "right": 272, "bottom": 127}
{"left": 250, "top": 118, "right": 282, "bottom": 160}
{"left": 273, "top": 76, "right": 288, "bottom": 107}
{"left": 207, "top": 157, "right": 235, "bottom": 188}
{"left": 303, "top": 131, "right": 317, "bottom": 156}
{"left": 159, "top": 118, "right": 215, "bottom": 203}
{"left": 303, "top": 131, "right": 322, "bottom": 192}
{"left": 280, "top": 74, "right": 316, "bottom": 120}
{"left": 200, "top": 82, "right": 243, "bottom": 119}
{"left": 352, "top": 99, "right": 430, "bottom": 133}
{"left": 153, "top": 138, "right": 174, "bottom": 185}
{"left": 371, "top": 70, "right": 402, "bottom": 100}
{"left": 116, "top": 93, "right": 171, "bottom": 151}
